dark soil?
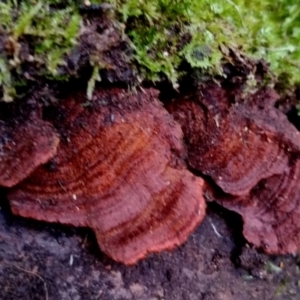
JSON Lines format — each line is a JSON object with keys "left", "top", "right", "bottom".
{"left": 0, "top": 198, "right": 299, "bottom": 300}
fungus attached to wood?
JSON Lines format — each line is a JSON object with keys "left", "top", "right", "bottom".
{"left": 211, "top": 159, "right": 300, "bottom": 254}
{"left": 8, "top": 88, "right": 206, "bottom": 264}
{"left": 0, "top": 116, "right": 59, "bottom": 187}
{"left": 170, "top": 83, "right": 300, "bottom": 255}
{"left": 169, "top": 84, "right": 299, "bottom": 197}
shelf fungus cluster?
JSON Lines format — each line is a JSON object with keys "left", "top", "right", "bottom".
{"left": 3, "top": 82, "right": 300, "bottom": 264}
{"left": 7, "top": 88, "right": 206, "bottom": 264}
{"left": 169, "top": 82, "right": 300, "bottom": 254}
{"left": 0, "top": 113, "right": 59, "bottom": 188}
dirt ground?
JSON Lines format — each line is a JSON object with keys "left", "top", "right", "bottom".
{"left": 0, "top": 197, "right": 299, "bottom": 300}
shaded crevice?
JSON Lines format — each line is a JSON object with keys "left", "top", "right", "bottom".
{"left": 286, "top": 106, "right": 300, "bottom": 131}
{"left": 186, "top": 165, "right": 247, "bottom": 264}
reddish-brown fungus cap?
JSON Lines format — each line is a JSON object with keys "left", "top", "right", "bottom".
{"left": 8, "top": 88, "right": 206, "bottom": 264}
{"left": 211, "top": 159, "right": 300, "bottom": 254}
{"left": 174, "top": 83, "right": 300, "bottom": 255}
{"left": 169, "top": 85, "right": 299, "bottom": 196}
{"left": 0, "top": 117, "right": 59, "bottom": 187}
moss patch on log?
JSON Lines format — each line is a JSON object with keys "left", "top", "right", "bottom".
{"left": 0, "top": 0, "right": 81, "bottom": 102}
{"left": 0, "top": 0, "right": 300, "bottom": 102}
{"left": 113, "top": 0, "right": 300, "bottom": 87}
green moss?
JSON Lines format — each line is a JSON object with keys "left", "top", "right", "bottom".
{"left": 0, "top": 0, "right": 300, "bottom": 101}
{"left": 0, "top": 0, "right": 81, "bottom": 101}
{"left": 106, "top": 0, "right": 300, "bottom": 87}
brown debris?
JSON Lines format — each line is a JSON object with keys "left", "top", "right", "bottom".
{"left": 66, "top": 13, "right": 135, "bottom": 83}
{"left": 0, "top": 116, "right": 59, "bottom": 187}
{"left": 170, "top": 82, "right": 300, "bottom": 254}
{"left": 8, "top": 88, "right": 206, "bottom": 265}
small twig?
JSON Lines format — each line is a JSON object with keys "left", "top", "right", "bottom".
{"left": 57, "top": 180, "right": 67, "bottom": 192}
{"left": 3, "top": 261, "right": 48, "bottom": 300}
{"left": 210, "top": 221, "right": 222, "bottom": 238}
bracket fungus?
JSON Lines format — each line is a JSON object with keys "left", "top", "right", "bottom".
{"left": 169, "top": 84, "right": 299, "bottom": 196}
{"left": 8, "top": 88, "right": 206, "bottom": 264}
{"left": 214, "top": 159, "right": 300, "bottom": 254}
{"left": 0, "top": 116, "right": 59, "bottom": 187}
{"left": 170, "top": 83, "right": 300, "bottom": 255}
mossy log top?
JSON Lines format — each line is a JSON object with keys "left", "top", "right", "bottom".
{"left": 0, "top": 0, "right": 300, "bottom": 102}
